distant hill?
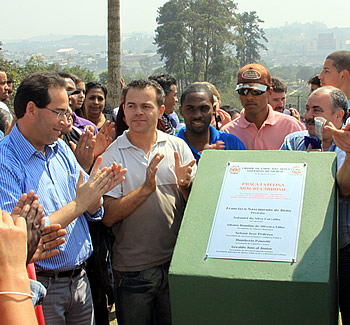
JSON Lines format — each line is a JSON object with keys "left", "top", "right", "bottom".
{"left": 2, "top": 22, "right": 350, "bottom": 70}
{"left": 3, "top": 33, "right": 157, "bottom": 56}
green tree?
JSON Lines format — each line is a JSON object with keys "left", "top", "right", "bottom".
{"left": 99, "top": 71, "right": 108, "bottom": 86}
{"left": 63, "top": 65, "right": 97, "bottom": 83}
{"left": 236, "top": 11, "right": 268, "bottom": 66}
{"left": 155, "top": 0, "right": 242, "bottom": 90}
{"left": 155, "top": 0, "right": 189, "bottom": 90}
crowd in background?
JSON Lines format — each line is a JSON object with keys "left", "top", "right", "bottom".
{"left": 1, "top": 50, "right": 350, "bottom": 325}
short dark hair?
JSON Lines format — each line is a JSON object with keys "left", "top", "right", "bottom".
{"left": 307, "top": 74, "right": 321, "bottom": 86}
{"left": 180, "top": 83, "right": 214, "bottom": 106}
{"left": 85, "top": 82, "right": 107, "bottom": 99}
{"left": 57, "top": 72, "right": 76, "bottom": 85}
{"left": 330, "top": 88, "right": 348, "bottom": 123}
{"left": 326, "top": 51, "right": 350, "bottom": 73}
{"left": 271, "top": 77, "right": 287, "bottom": 93}
{"left": 313, "top": 86, "right": 348, "bottom": 123}
{"left": 123, "top": 79, "right": 165, "bottom": 108}
{"left": 14, "top": 71, "right": 66, "bottom": 119}
{"left": 148, "top": 73, "right": 176, "bottom": 96}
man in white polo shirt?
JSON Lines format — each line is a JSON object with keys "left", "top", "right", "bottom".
{"left": 101, "top": 79, "right": 196, "bottom": 325}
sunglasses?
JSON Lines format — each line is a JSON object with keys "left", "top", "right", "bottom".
{"left": 237, "top": 88, "right": 265, "bottom": 96}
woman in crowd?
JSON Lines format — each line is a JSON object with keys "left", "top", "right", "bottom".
{"left": 70, "top": 76, "right": 86, "bottom": 117}
{"left": 82, "top": 82, "right": 117, "bottom": 139}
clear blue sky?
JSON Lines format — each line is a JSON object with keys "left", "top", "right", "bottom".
{"left": 1, "top": 0, "right": 349, "bottom": 40}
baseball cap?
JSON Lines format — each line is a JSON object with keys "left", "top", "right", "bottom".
{"left": 236, "top": 63, "right": 272, "bottom": 91}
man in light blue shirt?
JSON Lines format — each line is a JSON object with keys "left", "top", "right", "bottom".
{"left": 0, "top": 71, "right": 126, "bottom": 325}
{"left": 281, "top": 86, "right": 350, "bottom": 324}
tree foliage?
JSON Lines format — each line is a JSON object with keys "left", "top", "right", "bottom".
{"left": 236, "top": 11, "right": 268, "bottom": 66}
{"left": 154, "top": 1, "right": 269, "bottom": 106}
{"left": 155, "top": 0, "right": 242, "bottom": 92}
{"left": 0, "top": 54, "right": 96, "bottom": 109}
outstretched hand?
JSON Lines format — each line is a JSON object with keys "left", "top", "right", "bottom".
{"left": 324, "top": 121, "right": 350, "bottom": 154}
{"left": 142, "top": 153, "right": 165, "bottom": 194}
{"left": 70, "top": 130, "right": 96, "bottom": 172}
{"left": 0, "top": 206, "right": 27, "bottom": 273}
{"left": 94, "top": 121, "right": 115, "bottom": 158}
{"left": 76, "top": 156, "right": 127, "bottom": 214}
{"left": 11, "top": 191, "right": 45, "bottom": 265}
{"left": 29, "top": 224, "right": 67, "bottom": 264}
{"left": 205, "top": 140, "right": 225, "bottom": 151}
{"left": 174, "top": 152, "right": 196, "bottom": 188}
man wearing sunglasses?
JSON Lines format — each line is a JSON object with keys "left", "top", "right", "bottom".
{"left": 221, "top": 63, "right": 304, "bottom": 149}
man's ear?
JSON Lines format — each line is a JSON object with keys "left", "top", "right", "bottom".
{"left": 159, "top": 104, "right": 165, "bottom": 118}
{"left": 25, "top": 101, "right": 36, "bottom": 119}
{"left": 341, "top": 69, "right": 349, "bottom": 82}
{"left": 337, "top": 108, "right": 345, "bottom": 123}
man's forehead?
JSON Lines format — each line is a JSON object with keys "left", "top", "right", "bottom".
{"left": 307, "top": 93, "right": 331, "bottom": 109}
{"left": 324, "top": 59, "right": 336, "bottom": 69}
{"left": 65, "top": 78, "right": 76, "bottom": 91}
{"left": 183, "top": 91, "right": 211, "bottom": 105}
{"left": 48, "top": 86, "right": 69, "bottom": 104}
{"left": 126, "top": 87, "right": 157, "bottom": 101}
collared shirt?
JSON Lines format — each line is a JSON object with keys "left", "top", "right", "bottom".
{"left": 176, "top": 124, "right": 246, "bottom": 164}
{"left": 280, "top": 129, "right": 350, "bottom": 248}
{"left": 221, "top": 105, "right": 305, "bottom": 150}
{"left": 0, "top": 124, "right": 103, "bottom": 271}
{"left": 72, "top": 112, "right": 98, "bottom": 135}
{"left": 101, "top": 130, "right": 196, "bottom": 271}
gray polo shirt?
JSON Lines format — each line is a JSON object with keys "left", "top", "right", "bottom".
{"left": 102, "top": 130, "right": 196, "bottom": 271}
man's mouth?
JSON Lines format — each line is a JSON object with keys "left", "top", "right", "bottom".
{"left": 191, "top": 120, "right": 205, "bottom": 127}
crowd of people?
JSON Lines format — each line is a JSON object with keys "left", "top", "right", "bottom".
{"left": 1, "top": 50, "right": 350, "bottom": 325}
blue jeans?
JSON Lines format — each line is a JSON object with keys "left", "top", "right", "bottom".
{"left": 114, "top": 262, "right": 172, "bottom": 325}
{"left": 30, "top": 279, "right": 46, "bottom": 307}
{"left": 37, "top": 269, "right": 94, "bottom": 325}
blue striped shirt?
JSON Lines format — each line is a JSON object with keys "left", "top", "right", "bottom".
{"left": 0, "top": 124, "right": 103, "bottom": 271}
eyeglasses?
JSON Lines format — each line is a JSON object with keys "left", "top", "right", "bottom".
{"left": 237, "top": 88, "right": 266, "bottom": 96}
{"left": 42, "top": 107, "right": 71, "bottom": 120}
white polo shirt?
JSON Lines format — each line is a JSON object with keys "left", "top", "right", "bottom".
{"left": 101, "top": 130, "right": 196, "bottom": 271}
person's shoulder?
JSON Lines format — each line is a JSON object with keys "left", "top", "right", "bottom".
{"left": 221, "top": 114, "right": 246, "bottom": 133}
{"left": 0, "top": 137, "right": 24, "bottom": 172}
{"left": 102, "top": 133, "right": 125, "bottom": 160}
{"left": 274, "top": 111, "right": 302, "bottom": 124}
{"left": 280, "top": 130, "right": 308, "bottom": 150}
{"left": 217, "top": 131, "right": 245, "bottom": 149}
{"left": 162, "top": 131, "right": 188, "bottom": 147}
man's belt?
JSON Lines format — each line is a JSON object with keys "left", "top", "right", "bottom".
{"left": 36, "top": 262, "right": 86, "bottom": 278}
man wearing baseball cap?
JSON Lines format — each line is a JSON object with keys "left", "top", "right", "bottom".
{"left": 221, "top": 63, "right": 304, "bottom": 149}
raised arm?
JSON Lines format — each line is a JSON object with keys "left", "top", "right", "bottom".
{"left": 48, "top": 156, "right": 126, "bottom": 228}
{"left": 103, "top": 153, "right": 164, "bottom": 227}
{"left": 324, "top": 122, "right": 350, "bottom": 196}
